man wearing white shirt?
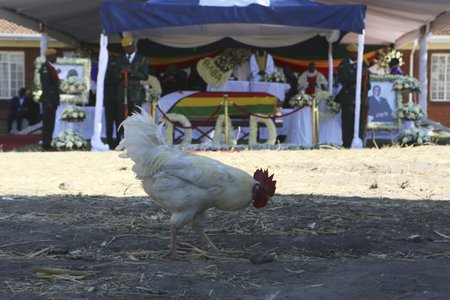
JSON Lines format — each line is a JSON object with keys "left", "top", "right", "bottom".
{"left": 249, "top": 49, "right": 275, "bottom": 82}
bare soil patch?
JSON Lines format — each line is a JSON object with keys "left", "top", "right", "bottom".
{"left": 1, "top": 146, "right": 449, "bottom": 299}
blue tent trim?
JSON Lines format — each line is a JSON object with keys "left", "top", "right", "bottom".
{"left": 100, "top": 0, "right": 366, "bottom": 35}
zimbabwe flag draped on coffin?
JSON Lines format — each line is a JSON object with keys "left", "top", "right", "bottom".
{"left": 166, "top": 92, "right": 278, "bottom": 119}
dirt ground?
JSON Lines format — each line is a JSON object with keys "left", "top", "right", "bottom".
{"left": 1, "top": 146, "right": 450, "bottom": 299}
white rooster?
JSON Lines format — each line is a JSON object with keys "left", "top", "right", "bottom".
{"left": 117, "top": 109, "right": 276, "bottom": 258}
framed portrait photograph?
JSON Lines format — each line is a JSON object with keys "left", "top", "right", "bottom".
{"left": 34, "top": 57, "right": 91, "bottom": 105}
{"left": 366, "top": 75, "right": 402, "bottom": 131}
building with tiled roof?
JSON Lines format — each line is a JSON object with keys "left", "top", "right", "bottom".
{"left": 0, "top": 19, "right": 37, "bottom": 35}
{"left": 433, "top": 25, "right": 450, "bottom": 36}
{"left": 0, "top": 19, "right": 72, "bottom": 134}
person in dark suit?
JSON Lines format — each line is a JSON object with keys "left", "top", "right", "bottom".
{"left": 187, "top": 64, "right": 206, "bottom": 91}
{"left": 336, "top": 44, "right": 370, "bottom": 148}
{"left": 39, "top": 48, "right": 60, "bottom": 150}
{"left": 104, "top": 56, "right": 123, "bottom": 149}
{"left": 282, "top": 68, "right": 298, "bottom": 108}
{"left": 7, "top": 87, "right": 34, "bottom": 133}
{"left": 336, "top": 45, "right": 358, "bottom": 148}
{"left": 115, "top": 36, "right": 149, "bottom": 117}
{"left": 368, "top": 85, "right": 393, "bottom": 122}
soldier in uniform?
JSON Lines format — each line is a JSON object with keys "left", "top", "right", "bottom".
{"left": 104, "top": 56, "right": 122, "bottom": 149}
{"left": 115, "top": 36, "right": 149, "bottom": 117}
{"left": 39, "top": 48, "right": 60, "bottom": 150}
{"left": 336, "top": 44, "right": 359, "bottom": 148}
{"left": 336, "top": 44, "right": 370, "bottom": 148}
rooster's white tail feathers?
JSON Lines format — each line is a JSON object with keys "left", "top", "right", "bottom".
{"left": 116, "top": 108, "right": 174, "bottom": 178}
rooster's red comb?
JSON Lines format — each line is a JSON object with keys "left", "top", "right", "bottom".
{"left": 253, "top": 168, "right": 276, "bottom": 197}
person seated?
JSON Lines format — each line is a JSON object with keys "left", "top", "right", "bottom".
{"left": 160, "top": 64, "right": 188, "bottom": 96}
{"left": 7, "top": 87, "right": 35, "bottom": 133}
{"left": 389, "top": 58, "right": 403, "bottom": 75}
{"left": 187, "top": 64, "right": 207, "bottom": 91}
{"left": 368, "top": 85, "right": 394, "bottom": 122}
{"left": 249, "top": 49, "right": 275, "bottom": 82}
{"left": 297, "top": 62, "right": 328, "bottom": 96}
{"left": 282, "top": 68, "right": 299, "bottom": 108}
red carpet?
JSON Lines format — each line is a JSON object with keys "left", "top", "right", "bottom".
{"left": 0, "top": 134, "right": 42, "bottom": 151}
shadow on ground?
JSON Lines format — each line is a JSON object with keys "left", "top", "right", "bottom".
{"left": 0, "top": 194, "right": 449, "bottom": 299}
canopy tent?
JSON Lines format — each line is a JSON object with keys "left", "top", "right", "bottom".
{"left": 100, "top": 0, "right": 366, "bottom": 48}
{"left": 98, "top": 0, "right": 369, "bottom": 149}
{"left": 0, "top": 0, "right": 447, "bottom": 48}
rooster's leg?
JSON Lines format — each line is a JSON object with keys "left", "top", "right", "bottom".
{"left": 191, "top": 221, "right": 219, "bottom": 253}
{"left": 168, "top": 224, "right": 177, "bottom": 259}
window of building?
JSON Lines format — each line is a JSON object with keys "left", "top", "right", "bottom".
{"left": 430, "top": 53, "right": 450, "bottom": 102}
{"left": 0, "top": 51, "right": 25, "bottom": 100}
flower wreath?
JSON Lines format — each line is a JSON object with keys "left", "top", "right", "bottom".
{"left": 393, "top": 76, "right": 420, "bottom": 94}
{"left": 51, "top": 129, "right": 88, "bottom": 151}
{"left": 373, "top": 47, "right": 404, "bottom": 72}
{"left": 263, "top": 71, "right": 286, "bottom": 83}
{"left": 249, "top": 115, "right": 277, "bottom": 145}
{"left": 289, "top": 91, "right": 313, "bottom": 108}
{"left": 142, "top": 75, "right": 162, "bottom": 102}
{"left": 395, "top": 101, "right": 427, "bottom": 121}
{"left": 314, "top": 90, "right": 341, "bottom": 122}
{"left": 60, "top": 105, "right": 86, "bottom": 122}
{"left": 213, "top": 114, "right": 235, "bottom": 145}
{"left": 164, "top": 113, "right": 192, "bottom": 145}
{"left": 60, "top": 76, "right": 87, "bottom": 94}
{"left": 397, "top": 127, "right": 431, "bottom": 147}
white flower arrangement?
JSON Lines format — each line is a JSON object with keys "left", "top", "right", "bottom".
{"left": 397, "top": 127, "right": 431, "bottom": 147}
{"left": 33, "top": 58, "right": 44, "bottom": 102}
{"left": 313, "top": 90, "right": 341, "bottom": 113}
{"left": 214, "top": 54, "right": 235, "bottom": 73}
{"left": 142, "top": 75, "right": 162, "bottom": 102}
{"left": 248, "top": 115, "right": 277, "bottom": 145}
{"left": 393, "top": 76, "right": 420, "bottom": 94}
{"left": 395, "top": 101, "right": 427, "bottom": 121}
{"left": 289, "top": 91, "right": 313, "bottom": 108}
{"left": 264, "top": 71, "right": 286, "bottom": 83}
{"left": 60, "top": 105, "right": 86, "bottom": 122}
{"left": 214, "top": 48, "right": 251, "bottom": 72}
{"left": 213, "top": 114, "right": 235, "bottom": 145}
{"left": 32, "top": 89, "right": 42, "bottom": 102}
{"left": 51, "top": 129, "right": 88, "bottom": 151}
{"left": 60, "top": 76, "right": 87, "bottom": 94}
{"left": 163, "top": 113, "right": 192, "bottom": 145}
{"left": 60, "top": 94, "right": 89, "bottom": 105}
{"left": 374, "top": 47, "right": 404, "bottom": 72}
{"left": 197, "top": 48, "right": 251, "bottom": 87}
{"left": 326, "top": 97, "right": 341, "bottom": 114}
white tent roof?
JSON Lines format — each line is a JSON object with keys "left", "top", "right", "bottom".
{"left": 319, "top": 0, "right": 450, "bottom": 46}
{"left": 0, "top": 0, "right": 448, "bottom": 47}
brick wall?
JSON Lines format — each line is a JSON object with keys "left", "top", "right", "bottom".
{"left": 402, "top": 49, "right": 450, "bottom": 127}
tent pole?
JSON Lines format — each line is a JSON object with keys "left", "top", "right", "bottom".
{"left": 351, "top": 30, "right": 365, "bottom": 149}
{"left": 91, "top": 33, "right": 110, "bottom": 151}
{"left": 419, "top": 25, "right": 430, "bottom": 112}
{"left": 325, "top": 30, "right": 339, "bottom": 95}
{"left": 40, "top": 30, "right": 48, "bottom": 58}
{"left": 328, "top": 41, "right": 333, "bottom": 95}
{"left": 409, "top": 39, "right": 418, "bottom": 102}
